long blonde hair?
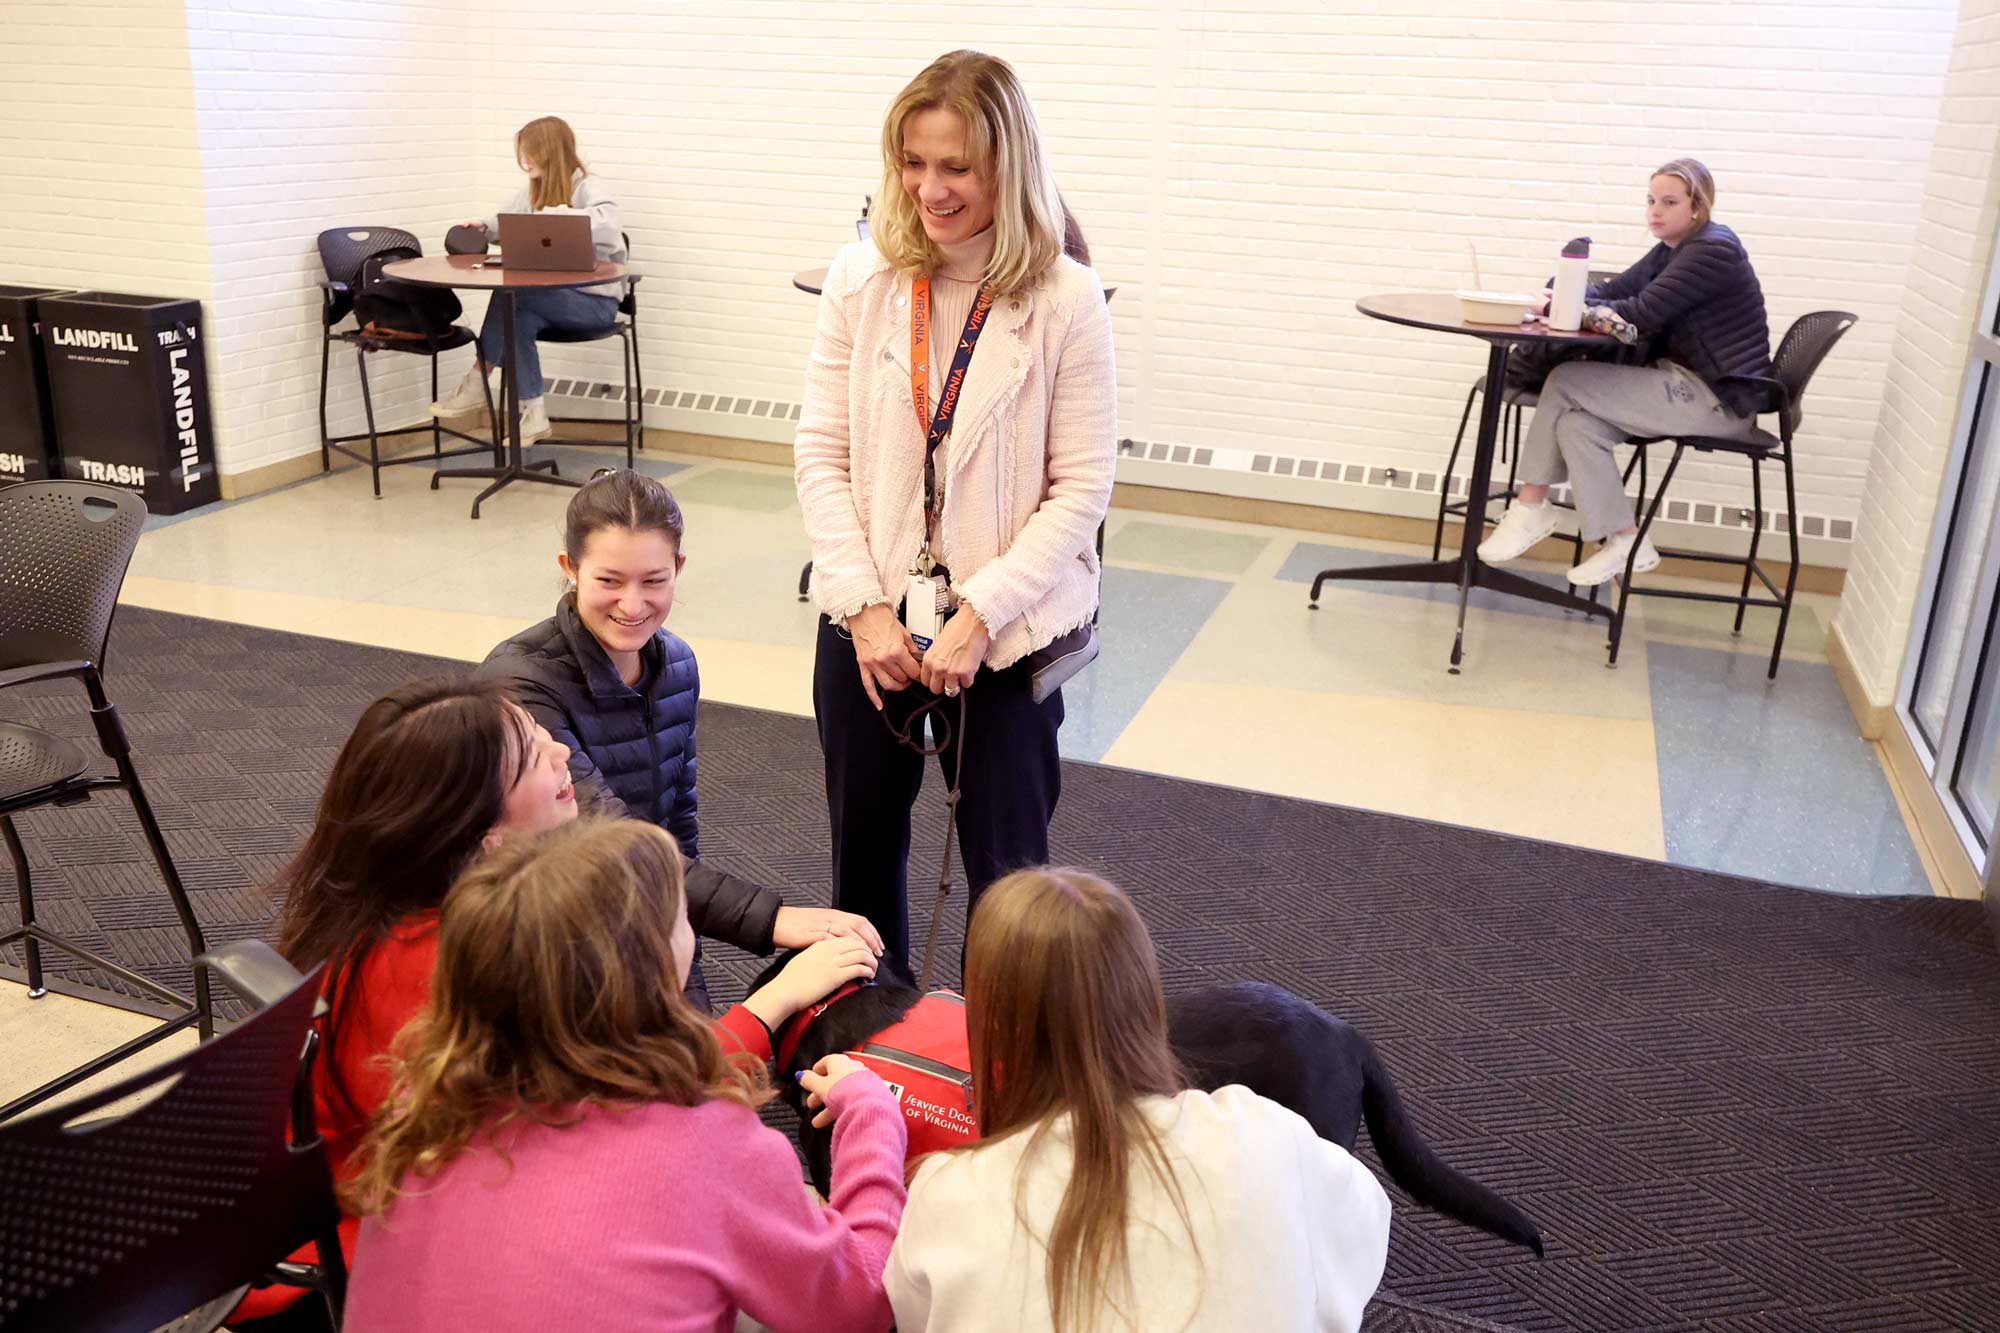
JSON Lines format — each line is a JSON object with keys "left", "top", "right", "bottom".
{"left": 1653, "top": 157, "right": 1716, "bottom": 228}
{"left": 343, "top": 819, "right": 765, "bottom": 1216}
{"left": 874, "top": 50, "right": 1067, "bottom": 295}
{"left": 961, "top": 868, "right": 1197, "bottom": 1333}
{"left": 517, "top": 115, "right": 586, "bottom": 211}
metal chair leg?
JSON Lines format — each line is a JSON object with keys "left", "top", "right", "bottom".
{"left": 631, "top": 321, "right": 647, "bottom": 452}
{"left": 1770, "top": 446, "right": 1801, "bottom": 680}
{"left": 318, "top": 332, "right": 333, "bottom": 473}
{"left": 1736, "top": 456, "right": 1765, "bottom": 635}
{"left": 89, "top": 688, "right": 213, "bottom": 1041}
{"left": 1610, "top": 445, "right": 1685, "bottom": 668}
{"left": 620, "top": 327, "right": 637, "bottom": 468}
{"left": 431, "top": 351, "right": 444, "bottom": 462}
{"left": 1433, "top": 381, "right": 1480, "bottom": 560}
{"left": 354, "top": 345, "right": 382, "bottom": 499}
{"left": 3, "top": 816, "right": 42, "bottom": 997}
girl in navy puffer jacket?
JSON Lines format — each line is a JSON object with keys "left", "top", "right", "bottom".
{"left": 481, "top": 469, "right": 882, "bottom": 1008}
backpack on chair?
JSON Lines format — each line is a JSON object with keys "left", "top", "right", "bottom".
{"left": 352, "top": 246, "right": 463, "bottom": 343}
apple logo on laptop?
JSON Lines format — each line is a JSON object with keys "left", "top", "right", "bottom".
{"left": 540, "top": 236, "right": 552, "bottom": 248}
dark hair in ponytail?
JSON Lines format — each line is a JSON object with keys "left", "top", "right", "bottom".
{"left": 564, "top": 468, "right": 686, "bottom": 564}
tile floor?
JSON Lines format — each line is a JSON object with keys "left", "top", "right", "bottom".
{"left": 111, "top": 434, "right": 1924, "bottom": 897}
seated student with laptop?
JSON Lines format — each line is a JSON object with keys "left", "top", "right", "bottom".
{"left": 431, "top": 115, "right": 627, "bottom": 442}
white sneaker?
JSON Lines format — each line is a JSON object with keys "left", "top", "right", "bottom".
{"left": 1568, "top": 531, "right": 1660, "bottom": 587}
{"left": 1475, "top": 500, "right": 1559, "bottom": 565}
{"left": 429, "top": 364, "right": 492, "bottom": 418}
{"left": 517, "top": 396, "right": 553, "bottom": 443}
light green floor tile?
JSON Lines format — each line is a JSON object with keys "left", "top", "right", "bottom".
{"left": 1108, "top": 520, "right": 1270, "bottom": 576}
{"left": 667, "top": 467, "right": 800, "bottom": 513}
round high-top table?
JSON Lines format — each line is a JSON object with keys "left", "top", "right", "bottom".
{"left": 1312, "top": 294, "right": 1619, "bottom": 672}
{"left": 383, "top": 254, "right": 626, "bottom": 519}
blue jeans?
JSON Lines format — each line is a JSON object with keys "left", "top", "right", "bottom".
{"left": 479, "top": 288, "right": 618, "bottom": 400}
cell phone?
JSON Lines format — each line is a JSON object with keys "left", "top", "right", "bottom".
{"left": 479, "top": 257, "right": 503, "bottom": 267}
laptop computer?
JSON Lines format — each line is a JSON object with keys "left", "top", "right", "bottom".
{"left": 495, "top": 213, "right": 595, "bottom": 271}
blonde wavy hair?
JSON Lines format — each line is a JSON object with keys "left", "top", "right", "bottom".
{"left": 343, "top": 819, "right": 766, "bottom": 1217}
{"left": 517, "top": 115, "right": 586, "bottom": 211}
{"left": 1652, "top": 157, "right": 1716, "bottom": 228}
{"left": 874, "top": 50, "right": 1067, "bottom": 295}
{"left": 958, "top": 868, "right": 1202, "bottom": 1333}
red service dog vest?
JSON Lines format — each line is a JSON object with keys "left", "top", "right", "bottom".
{"left": 852, "top": 991, "right": 976, "bottom": 1157}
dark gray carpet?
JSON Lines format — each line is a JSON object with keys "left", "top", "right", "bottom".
{"left": 5, "top": 607, "right": 2000, "bottom": 1331}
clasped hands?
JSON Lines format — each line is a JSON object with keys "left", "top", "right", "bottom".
{"left": 844, "top": 601, "right": 988, "bottom": 711}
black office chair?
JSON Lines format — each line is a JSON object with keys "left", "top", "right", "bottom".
{"left": 0, "top": 481, "right": 214, "bottom": 1123}
{"left": 494, "top": 230, "right": 643, "bottom": 469}
{"left": 0, "top": 944, "right": 346, "bottom": 1333}
{"left": 1607, "top": 311, "right": 1858, "bottom": 680}
{"left": 316, "top": 226, "right": 499, "bottom": 498}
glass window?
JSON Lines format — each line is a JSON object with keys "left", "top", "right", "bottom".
{"left": 1910, "top": 366, "right": 1998, "bottom": 747}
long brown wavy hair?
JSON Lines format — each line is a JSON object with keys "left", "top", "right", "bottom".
{"left": 273, "top": 676, "right": 531, "bottom": 1121}
{"left": 517, "top": 115, "right": 586, "bottom": 210}
{"left": 961, "top": 868, "right": 1198, "bottom": 1333}
{"left": 344, "top": 819, "right": 767, "bottom": 1216}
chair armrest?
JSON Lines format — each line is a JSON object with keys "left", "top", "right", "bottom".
{"left": 0, "top": 660, "right": 93, "bottom": 693}
{"left": 317, "top": 280, "right": 350, "bottom": 294}
{"left": 1721, "top": 374, "right": 1786, "bottom": 415}
{"left": 198, "top": 939, "right": 308, "bottom": 1009}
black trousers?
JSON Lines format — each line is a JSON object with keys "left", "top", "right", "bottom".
{"left": 812, "top": 614, "right": 1064, "bottom": 968}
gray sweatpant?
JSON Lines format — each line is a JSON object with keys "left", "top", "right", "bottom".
{"left": 1517, "top": 360, "right": 1762, "bottom": 541}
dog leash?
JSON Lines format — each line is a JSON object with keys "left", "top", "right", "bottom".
{"left": 878, "top": 686, "right": 970, "bottom": 993}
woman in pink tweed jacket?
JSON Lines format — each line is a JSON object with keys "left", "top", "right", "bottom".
{"left": 795, "top": 49, "right": 1116, "bottom": 968}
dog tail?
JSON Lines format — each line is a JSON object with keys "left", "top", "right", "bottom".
{"left": 1359, "top": 1045, "right": 1544, "bottom": 1255}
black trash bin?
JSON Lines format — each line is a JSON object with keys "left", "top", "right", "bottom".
{"left": 40, "top": 291, "right": 221, "bottom": 514}
{"left": 0, "top": 283, "right": 71, "bottom": 485}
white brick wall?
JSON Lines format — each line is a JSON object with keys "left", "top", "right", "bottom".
{"left": 2, "top": 1, "right": 1969, "bottom": 545}
{"left": 0, "top": 3, "right": 213, "bottom": 307}
{"left": 1833, "top": 0, "right": 2000, "bottom": 704}
{"left": 182, "top": 0, "right": 487, "bottom": 474}
{"left": 482, "top": 0, "right": 1958, "bottom": 556}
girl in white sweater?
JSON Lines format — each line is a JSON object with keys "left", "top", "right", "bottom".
{"left": 884, "top": 868, "right": 1392, "bottom": 1333}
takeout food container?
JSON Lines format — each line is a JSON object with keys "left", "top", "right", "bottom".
{"left": 1456, "top": 290, "right": 1534, "bottom": 325}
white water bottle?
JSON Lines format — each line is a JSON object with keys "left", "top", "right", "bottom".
{"left": 1548, "top": 236, "right": 1591, "bottom": 332}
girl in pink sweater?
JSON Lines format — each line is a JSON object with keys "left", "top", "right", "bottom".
{"left": 341, "top": 819, "right": 908, "bottom": 1333}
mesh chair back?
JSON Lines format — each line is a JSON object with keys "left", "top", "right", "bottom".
{"left": 0, "top": 966, "right": 333, "bottom": 1333}
{"left": 316, "top": 226, "right": 420, "bottom": 291}
{"left": 0, "top": 482, "right": 146, "bottom": 676}
{"left": 317, "top": 225, "right": 422, "bottom": 326}
{"left": 1771, "top": 310, "right": 1857, "bottom": 437}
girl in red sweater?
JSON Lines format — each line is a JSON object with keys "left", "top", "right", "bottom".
{"left": 342, "top": 818, "right": 907, "bottom": 1333}
{"left": 237, "top": 678, "right": 877, "bottom": 1326}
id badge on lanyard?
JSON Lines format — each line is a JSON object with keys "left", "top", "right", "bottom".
{"left": 903, "top": 273, "right": 995, "bottom": 649}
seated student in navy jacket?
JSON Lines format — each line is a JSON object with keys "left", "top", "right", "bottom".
{"left": 1476, "top": 158, "right": 1775, "bottom": 588}
{"left": 480, "top": 468, "right": 881, "bottom": 1008}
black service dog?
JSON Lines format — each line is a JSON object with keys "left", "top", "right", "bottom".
{"left": 752, "top": 952, "right": 1543, "bottom": 1254}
